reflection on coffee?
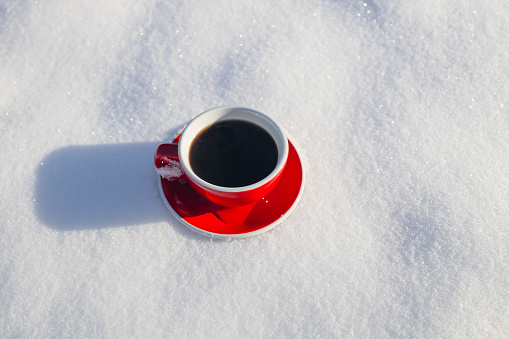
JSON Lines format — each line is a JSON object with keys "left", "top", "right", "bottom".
{"left": 190, "top": 120, "right": 278, "bottom": 187}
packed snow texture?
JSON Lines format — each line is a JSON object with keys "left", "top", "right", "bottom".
{"left": 156, "top": 159, "right": 183, "bottom": 181}
{"left": 1, "top": 0, "right": 509, "bottom": 337}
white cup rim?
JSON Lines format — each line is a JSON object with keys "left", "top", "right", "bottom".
{"left": 178, "top": 106, "right": 289, "bottom": 193}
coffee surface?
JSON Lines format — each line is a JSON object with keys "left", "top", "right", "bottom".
{"left": 189, "top": 120, "right": 278, "bottom": 187}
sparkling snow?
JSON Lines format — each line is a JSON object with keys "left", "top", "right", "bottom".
{"left": 1, "top": 0, "right": 508, "bottom": 337}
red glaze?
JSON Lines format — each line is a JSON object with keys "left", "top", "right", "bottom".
{"left": 155, "top": 135, "right": 287, "bottom": 207}
{"left": 158, "top": 140, "right": 303, "bottom": 236}
{"left": 154, "top": 143, "right": 179, "bottom": 168}
{"left": 185, "top": 162, "right": 286, "bottom": 207}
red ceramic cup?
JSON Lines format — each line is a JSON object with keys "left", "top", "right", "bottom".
{"left": 155, "top": 106, "right": 289, "bottom": 207}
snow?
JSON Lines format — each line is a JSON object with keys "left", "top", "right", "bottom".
{"left": 1, "top": 0, "right": 509, "bottom": 337}
{"left": 156, "top": 159, "right": 183, "bottom": 181}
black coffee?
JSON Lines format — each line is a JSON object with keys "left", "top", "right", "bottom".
{"left": 189, "top": 120, "right": 278, "bottom": 187}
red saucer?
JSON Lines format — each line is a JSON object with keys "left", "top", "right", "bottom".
{"left": 157, "top": 138, "right": 304, "bottom": 239}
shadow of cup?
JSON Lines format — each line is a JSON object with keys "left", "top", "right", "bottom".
{"left": 35, "top": 142, "right": 167, "bottom": 230}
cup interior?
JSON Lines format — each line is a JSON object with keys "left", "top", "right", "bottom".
{"left": 178, "top": 106, "right": 288, "bottom": 192}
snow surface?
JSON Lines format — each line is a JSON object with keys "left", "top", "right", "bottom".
{"left": 1, "top": 0, "right": 509, "bottom": 337}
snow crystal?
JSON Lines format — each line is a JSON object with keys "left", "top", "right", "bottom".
{"left": 156, "top": 159, "right": 183, "bottom": 180}
{"left": 1, "top": 0, "right": 508, "bottom": 338}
